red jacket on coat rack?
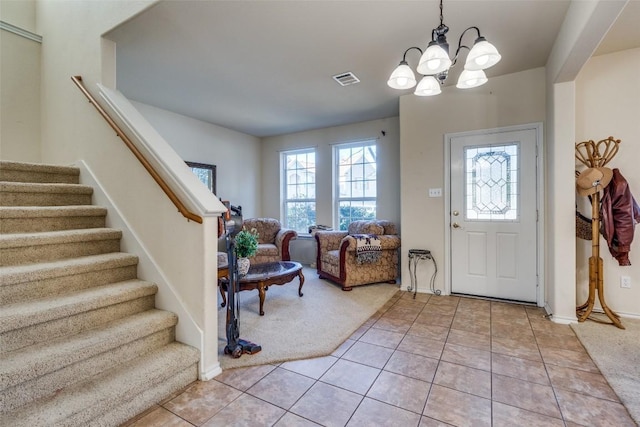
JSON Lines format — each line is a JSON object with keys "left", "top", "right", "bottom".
{"left": 600, "top": 168, "right": 640, "bottom": 266}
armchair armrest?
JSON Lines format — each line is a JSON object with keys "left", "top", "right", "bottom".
{"left": 275, "top": 228, "right": 298, "bottom": 261}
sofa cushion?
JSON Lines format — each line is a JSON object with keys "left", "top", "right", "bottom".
{"left": 256, "top": 243, "right": 279, "bottom": 257}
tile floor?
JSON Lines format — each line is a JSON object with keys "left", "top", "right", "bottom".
{"left": 123, "top": 291, "right": 637, "bottom": 427}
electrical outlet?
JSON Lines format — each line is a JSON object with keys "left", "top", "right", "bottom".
{"left": 428, "top": 188, "right": 442, "bottom": 198}
{"left": 620, "top": 276, "right": 631, "bottom": 289}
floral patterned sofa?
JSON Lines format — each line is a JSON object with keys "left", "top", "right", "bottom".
{"left": 315, "top": 220, "right": 400, "bottom": 291}
{"left": 242, "top": 218, "right": 298, "bottom": 264}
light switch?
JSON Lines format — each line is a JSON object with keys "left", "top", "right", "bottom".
{"left": 428, "top": 188, "right": 442, "bottom": 198}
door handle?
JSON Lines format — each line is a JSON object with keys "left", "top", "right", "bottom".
{"left": 452, "top": 222, "right": 461, "bottom": 229}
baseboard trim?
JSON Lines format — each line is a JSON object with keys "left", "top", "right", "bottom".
{"left": 201, "top": 362, "right": 222, "bottom": 381}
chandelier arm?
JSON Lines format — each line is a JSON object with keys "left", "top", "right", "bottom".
{"left": 457, "top": 26, "right": 481, "bottom": 49}
{"left": 451, "top": 45, "right": 470, "bottom": 67}
{"left": 402, "top": 46, "right": 423, "bottom": 63}
{"left": 451, "top": 26, "right": 482, "bottom": 66}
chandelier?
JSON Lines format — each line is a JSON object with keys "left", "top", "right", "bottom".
{"left": 387, "top": 0, "right": 502, "bottom": 96}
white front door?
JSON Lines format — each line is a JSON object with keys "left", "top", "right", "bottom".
{"left": 449, "top": 127, "right": 538, "bottom": 302}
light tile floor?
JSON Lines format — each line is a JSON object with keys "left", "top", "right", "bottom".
{"left": 123, "top": 292, "right": 637, "bottom": 427}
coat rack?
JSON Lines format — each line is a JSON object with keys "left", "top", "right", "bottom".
{"left": 575, "top": 136, "right": 624, "bottom": 329}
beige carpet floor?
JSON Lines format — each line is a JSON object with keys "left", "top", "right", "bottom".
{"left": 217, "top": 267, "right": 400, "bottom": 370}
{"left": 571, "top": 316, "right": 640, "bottom": 425}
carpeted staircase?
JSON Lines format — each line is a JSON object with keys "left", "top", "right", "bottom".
{"left": 0, "top": 160, "right": 200, "bottom": 426}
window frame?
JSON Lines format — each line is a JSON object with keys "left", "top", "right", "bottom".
{"left": 281, "top": 148, "right": 317, "bottom": 234}
{"left": 333, "top": 140, "right": 377, "bottom": 230}
{"left": 186, "top": 161, "right": 216, "bottom": 194}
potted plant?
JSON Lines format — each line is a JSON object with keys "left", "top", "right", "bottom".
{"left": 234, "top": 227, "right": 259, "bottom": 276}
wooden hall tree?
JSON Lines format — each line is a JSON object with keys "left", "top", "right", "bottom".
{"left": 575, "top": 136, "right": 624, "bottom": 329}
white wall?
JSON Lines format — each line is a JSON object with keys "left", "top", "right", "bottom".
{"left": 0, "top": 0, "right": 41, "bottom": 162}
{"left": 0, "top": 0, "right": 37, "bottom": 32}
{"left": 400, "top": 67, "right": 546, "bottom": 296}
{"left": 133, "top": 101, "right": 262, "bottom": 217}
{"left": 261, "top": 117, "right": 401, "bottom": 227}
{"left": 544, "top": 0, "right": 628, "bottom": 323}
{"left": 575, "top": 48, "right": 640, "bottom": 317}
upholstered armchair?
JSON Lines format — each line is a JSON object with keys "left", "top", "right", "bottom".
{"left": 242, "top": 218, "right": 298, "bottom": 264}
{"left": 315, "top": 220, "right": 400, "bottom": 291}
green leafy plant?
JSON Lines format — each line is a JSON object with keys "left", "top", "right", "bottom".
{"left": 234, "top": 227, "right": 259, "bottom": 258}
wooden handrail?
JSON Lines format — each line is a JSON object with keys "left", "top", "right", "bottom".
{"left": 71, "top": 76, "right": 202, "bottom": 224}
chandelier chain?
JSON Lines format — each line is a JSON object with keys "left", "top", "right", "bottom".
{"left": 439, "top": 0, "right": 444, "bottom": 27}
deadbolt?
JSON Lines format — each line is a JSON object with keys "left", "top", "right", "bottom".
{"left": 452, "top": 210, "right": 459, "bottom": 216}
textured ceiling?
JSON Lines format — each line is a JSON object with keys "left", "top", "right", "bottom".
{"left": 106, "top": 0, "right": 639, "bottom": 138}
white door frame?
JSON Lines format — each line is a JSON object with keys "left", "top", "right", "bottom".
{"left": 443, "top": 122, "right": 545, "bottom": 306}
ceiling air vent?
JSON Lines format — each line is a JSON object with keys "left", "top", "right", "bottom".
{"left": 332, "top": 71, "right": 360, "bottom": 87}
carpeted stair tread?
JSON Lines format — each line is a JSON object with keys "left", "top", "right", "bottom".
{"left": 0, "top": 228, "right": 122, "bottom": 266}
{"left": 0, "top": 342, "right": 198, "bottom": 427}
{"left": 87, "top": 361, "right": 198, "bottom": 427}
{"left": 0, "top": 181, "right": 93, "bottom": 195}
{"left": 0, "top": 182, "right": 93, "bottom": 207}
{"left": 0, "top": 252, "right": 138, "bottom": 287}
{"left": 0, "top": 308, "right": 177, "bottom": 390}
{"left": 0, "top": 206, "right": 108, "bottom": 233}
{"left": 0, "top": 253, "right": 139, "bottom": 306}
{"left": 0, "top": 161, "right": 79, "bottom": 184}
{"left": 0, "top": 228, "right": 121, "bottom": 248}
{"left": 0, "top": 205, "right": 107, "bottom": 218}
{"left": 0, "top": 279, "right": 157, "bottom": 334}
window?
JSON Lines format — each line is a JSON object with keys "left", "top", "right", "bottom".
{"left": 282, "top": 149, "right": 316, "bottom": 234}
{"left": 335, "top": 141, "right": 376, "bottom": 230}
{"left": 464, "top": 143, "right": 519, "bottom": 221}
{"left": 186, "top": 161, "right": 216, "bottom": 194}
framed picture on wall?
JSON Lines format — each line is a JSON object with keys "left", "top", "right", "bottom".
{"left": 186, "top": 161, "right": 216, "bottom": 194}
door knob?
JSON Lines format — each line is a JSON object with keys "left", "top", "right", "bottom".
{"left": 452, "top": 222, "right": 461, "bottom": 229}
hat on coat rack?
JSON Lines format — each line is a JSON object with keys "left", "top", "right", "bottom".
{"left": 576, "top": 167, "right": 613, "bottom": 196}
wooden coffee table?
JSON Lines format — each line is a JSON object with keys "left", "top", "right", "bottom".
{"left": 219, "top": 261, "right": 304, "bottom": 315}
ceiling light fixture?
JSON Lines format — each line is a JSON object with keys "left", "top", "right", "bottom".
{"left": 387, "top": 0, "right": 501, "bottom": 96}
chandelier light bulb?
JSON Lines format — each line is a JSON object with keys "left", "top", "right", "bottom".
{"left": 417, "top": 43, "right": 451, "bottom": 75}
{"left": 476, "top": 55, "right": 489, "bottom": 67}
{"left": 387, "top": 62, "right": 417, "bottom": 89}
{"left": 464, "top": 38, "right": 501, "bottom": 71}
{"left": 456, "top": 69, "right": 488, "bottom": 89}
{"left": 414, "top": 75, "right": 442, "bottom": 96}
